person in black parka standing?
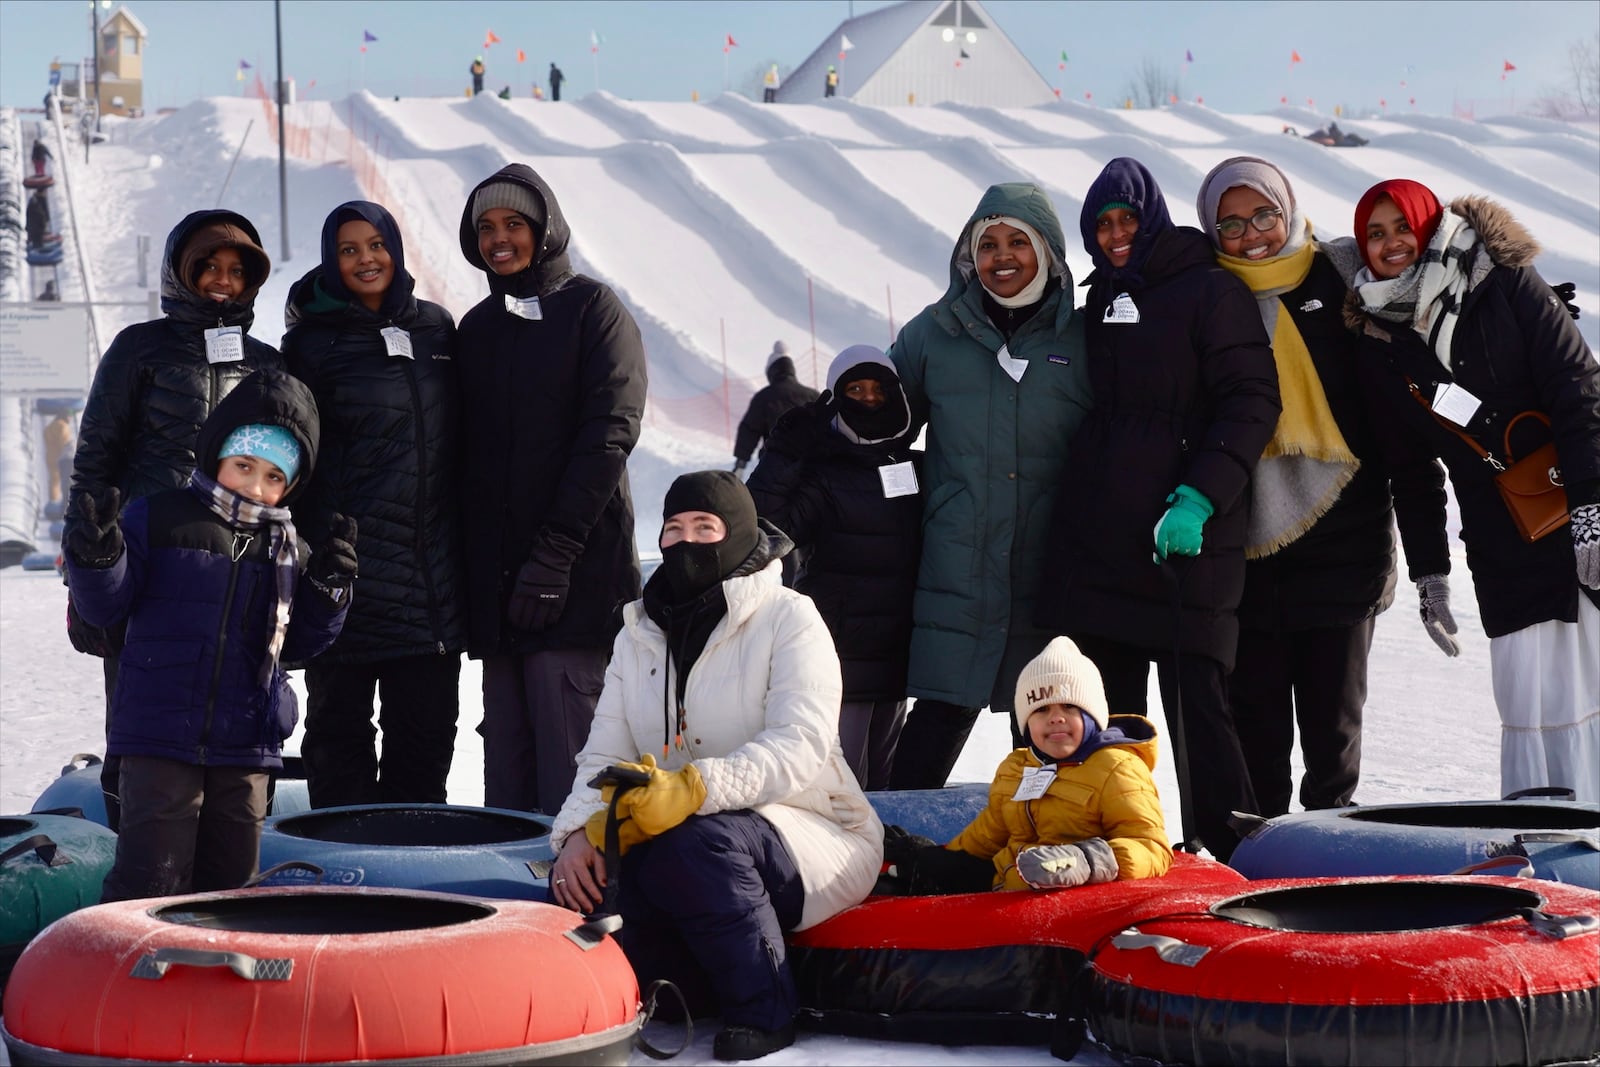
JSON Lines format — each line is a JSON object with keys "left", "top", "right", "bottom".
{"left": 1036, "top": 158, "right": 1280, "bottom": 862}
{"left": 733, "top": 340, "right": 819, "bottom": 474}
{"left": 282, "top": 200, "right": 467, "bottom": 809}
{"left": 456, "top": 163, "right": 648, "bottom": 816}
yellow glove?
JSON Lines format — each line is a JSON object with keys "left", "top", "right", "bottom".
{"left": 628, "top": 756, "right": 707, "bottom": 837}
{"left": 584, "top": 807, "right": 653, "bottom": 854}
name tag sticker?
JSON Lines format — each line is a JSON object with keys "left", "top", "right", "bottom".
{"left": 1012, "top": 763, "right": 1057, "bottom": 802}
{"left": 1103, "top": 292, "right": 1140, "bottom": 324}
{"left": 504, "top": 294, "right": 543, "bottom": 320}
{"left": 380, "top": 326, "right": 414, "bottom": 359}
{"left": 878, "top": 461, "right": 919, "bottom": 499}
{"left": 204, "top": 325, "right": 244, "bottom": 364}
{"left": 1433, "top": 382, "right": 1482, "bottom": 426}
{"left": 996, "top": 343, "right": 1028, "bottom": 383}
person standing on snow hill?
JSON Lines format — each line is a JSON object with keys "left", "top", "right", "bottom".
{"left": 883, "top": 636, "right": 1172, "bottom": 894}
{"left": 824, "top": 65, "right": 838, "bottom": 98}
{"left": 746, "top": 344, "right": 923, "bottom": 791}
{"left": 1192, "top": 156, "right": 1449, "bottom": 819}
{"left": 66, "top": 208, "right": 282, "bottom": 834}
{"left": 732, "top": 340, "right": 819, "bottom": 474}
{"left": 31, "top": 138, "right": 51, "bottom": 176}
{"left": 470, "top": 56, "right": 485, "bottom": 95}
{"left": 281, "top": 200, "right": 466, "bottom": 810}
{"left": 549, "top": 62, "right": 565, "bottom": 101}
{"left": 548, "top": 471, "right": 883, "bottom": 1064}
{"left": 1344, "top": 178, "right": 1600, "bottom": 804}
{"left": 763, "top": 64, "right": 780, "bottom": 103}
{"left": 455, "top": 163, "right": 648, "bottom": 816}
{"left": 65, "top": 369, "right": 355, "bottom": 902}
{"left": 25, "top": 188, "right": 50, "bottom": 247}
{"left": 887, "top": 181, "right": 1091, "bottom": 792}
{"left": 1035, "top": 158, "right": 1280, "bottom": 864}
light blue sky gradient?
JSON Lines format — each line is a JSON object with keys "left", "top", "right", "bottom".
{"left": 1, "top": 0, "right": 1590, "bottom": 115}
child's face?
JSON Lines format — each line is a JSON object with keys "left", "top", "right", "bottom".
{"left": 217, "top": 454, "right": 290, "bottom": 506}
{"left": 197, "top": 247, "right": 247, "bottom": 303}
{"left": 335, "top": 219, "right": 394, "bottom": 311}
{"left": 476, "top": 208, "right": 536, "bottom": 276}
{"left": 1028, "top": 703, "right": 1085, "bottom": 761}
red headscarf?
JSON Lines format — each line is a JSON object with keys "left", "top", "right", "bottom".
{"left": 1353, "top": 179, "right": 1443, "bottom": 274}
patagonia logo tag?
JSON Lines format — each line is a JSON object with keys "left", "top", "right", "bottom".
{"left": 1300, "top": 299, "right": 1324, "bottom": 312}
{"left": 1047, "top": 353, "right": 1070, "bottom": 365}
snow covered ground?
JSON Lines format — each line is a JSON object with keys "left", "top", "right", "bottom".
{"left": 2, "top": 90, "right": 1593, "bottom": 1065}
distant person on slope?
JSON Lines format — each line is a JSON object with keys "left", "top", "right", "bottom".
{"left": 25, "top": 188, "right": 50, "bottom": 247}
{"left": 455, "top": 163, "right": 647, "bottom": 815}
{"left": 66, "top": 209, "right": 282, "bottom": 833}
{"left": 31, "top": 138, "right": 51, "bottom": 177}
{"left": 470, "top": 56, "right": 486, "bottom": 96}
{"left": 824, "top": 65, "right": 838, "bottom": 98}
{"left": 281, "top": 200, "right": 466, "bottom": 810}
{"left": 763, "top": 64, "right": 780, "bottom": 103}
{"left": 732, "top": 341, "right": 818, "bottom": 474}
{"left": 549, "top": 62, "right": 565, "bottom": 102}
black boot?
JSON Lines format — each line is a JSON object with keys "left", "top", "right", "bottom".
{"left": 712, "top": 1021, "right": 796, "bottom": 1061}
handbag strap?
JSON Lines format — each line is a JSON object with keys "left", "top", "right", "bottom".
{"left": 1403, "top": 377, "right": 1504, "bottom": 471}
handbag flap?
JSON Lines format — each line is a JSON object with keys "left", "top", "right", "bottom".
{"left": 1495, "top": 443, "right": 1564, "bottom": 499}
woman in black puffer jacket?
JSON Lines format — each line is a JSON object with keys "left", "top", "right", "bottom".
{"left": 282, "top": 200, "right": 466, "bottom": 808}
{"left": 67, "top": 208, "right": 280, "bottom": 831}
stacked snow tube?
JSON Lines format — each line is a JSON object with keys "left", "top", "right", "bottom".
{"left": 255, "top": 803, "right": 555, "bottom": 898}
{"left": 24, "top": 245, "right": 62, "bottom": 266}
{"left": 20, "top": 175, "right": 53, "bottom": 190}
{"left": 867, "top": 782, "right": 990, "bottom": 842}
{"left": 1083, "top": 875, "right": 1600, "bottom": 1065}
{"left": 788, "top": 851, "right": 1246, "bottom": 1045}
{"left": 1230, "top": 798, "right": 1600, "bottom": 888}
{"left": 31, "top": 752, "right": 310, "bottom": 827}
{"left": 0, "top": 886, "right": 641, "bottom": 1066}
{"left": 0, "top": 813, "right": 117, "bottom": 990}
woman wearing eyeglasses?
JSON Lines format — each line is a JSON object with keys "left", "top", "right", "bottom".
{"left": 1192, "top": 157, "right": 1447, "bottom": 818}
{"left": 1036, "top": 157, "right": 1280, "bottom": 862}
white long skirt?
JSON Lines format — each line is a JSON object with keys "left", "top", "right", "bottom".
{"left": 1490, "top": 593, "right": 1600, "bottom": 803}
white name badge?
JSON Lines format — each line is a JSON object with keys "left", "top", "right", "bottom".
{"left": 204, "top": 325, "right": 245, "bottom": 364}
{"left": 996, "top": 342, "right": 1028, "bottom": 383}
{"left": 504, "top": 293, "right": 543, "bottom": 320}
{"left": 1433, "top": 382, "right": 1482, "bottom": 426}
{"left": 878, "top": 460, "right": 919, "bottom": 499}
{"left": 380, "top": 326, "right": 414, "bottom": 359}
{"left": 1103, "top": 292, "right": 1140, "bottom": 324}
{"left": 1012, "top": 763, "right": 1057, "bottom": 802}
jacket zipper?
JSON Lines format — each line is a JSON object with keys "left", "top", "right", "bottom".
{"left": 398, "top": 322, "right": 447, "bottom": 653}
{"left": 200, "top": 532, "right": 251, "bottom": 762}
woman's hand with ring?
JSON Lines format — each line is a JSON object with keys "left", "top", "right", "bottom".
{"left": 550, "top": 834, "right": 605, "bottom": 912}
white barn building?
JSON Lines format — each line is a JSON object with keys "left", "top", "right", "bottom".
{"left": 777, "top": 0, "right": 1055, "bottom": 108}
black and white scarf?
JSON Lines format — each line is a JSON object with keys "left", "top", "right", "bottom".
{"left": 1355, "top": 209, "right": 1491, "bottom": 371}
{"left": 188, "top": 470, "right": 298, "bottom": 685}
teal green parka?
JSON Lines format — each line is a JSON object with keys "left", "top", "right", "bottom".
{"left": 890, "top": 183, "right": 1090, "bottom": 713}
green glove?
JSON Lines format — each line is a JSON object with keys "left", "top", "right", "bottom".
{"left": 1153, "top": 484, "right": 1214, "bottom": 560}
{"left": 618, "top": 752, "right": 708, "bottom": 836}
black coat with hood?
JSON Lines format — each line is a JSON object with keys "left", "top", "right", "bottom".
{"left": 69, "top": 210, "right": 282, "bottom": 533}
{"left": 455, "top": 163, "right": 648, "bottom": 658}
{"left": 281, "top": 200, "right": 466, "bottom": 665}
{"left": 1347, "top": 196, "right": 1600, "bottom": 637}
{"left": 1039, "top": 160, "right": 1281, "bottom": 669}
{"left": 734, "top": 356, "right": 820, "bottom": 464}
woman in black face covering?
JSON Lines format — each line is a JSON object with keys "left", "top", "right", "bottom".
{"left": 547, "top": 471, "right": 883, "bottom": 1062}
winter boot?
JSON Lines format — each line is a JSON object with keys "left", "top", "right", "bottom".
{"left": 712, "top": 1021, "right": 796, "bottom": 1062}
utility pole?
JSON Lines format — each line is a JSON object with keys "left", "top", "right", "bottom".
{"left": 275, "top": 0, "right": 290, "bottom": 263}
{"left": 89, "top": 1, "right": 102, "bottom": 135}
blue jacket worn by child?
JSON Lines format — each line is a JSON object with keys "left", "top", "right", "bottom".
{"left": 68, "top": 370, "right": 348, "bottom": 769}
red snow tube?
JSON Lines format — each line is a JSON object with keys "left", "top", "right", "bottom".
{"left": 21, "top": 175, "right": 53, "bottom": 189}
{"left": 1084, "top": 875, "right": 1600, "bottom": 1066}
{"left": 1, "top": 887, "right": 641, "bottom": 1066}
{"left": 788, "top": 851, "right": 1246, "bottom": 1045}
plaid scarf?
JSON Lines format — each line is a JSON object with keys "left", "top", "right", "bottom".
{"left": 187, "top": 470, "right": 298, "bottom": 685}
{"left": 1355, "top": 209, "right": 1490, "bottom": 371}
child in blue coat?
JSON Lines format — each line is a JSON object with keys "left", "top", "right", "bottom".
{"left": 65, "top": 370, "right": 357, "bottom": 901}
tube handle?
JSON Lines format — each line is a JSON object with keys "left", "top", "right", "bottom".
{"left": 130, "top": 947, "right": 294, "bottom": 981}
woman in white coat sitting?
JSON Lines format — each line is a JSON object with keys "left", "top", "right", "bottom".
{"left": 549, "top": 470, "right": 884, "bottom": 1063}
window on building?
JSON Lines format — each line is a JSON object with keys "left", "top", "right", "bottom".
{"left": 124, "top": 35, "right": 139, "bottom": 55}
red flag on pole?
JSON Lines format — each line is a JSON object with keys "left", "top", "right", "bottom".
{"left": 1290, "top": 49, "right": 1303, "bottom": 65}
{"left": 516, "top": 48, "right": 526, "bottom": 63}
{"left": 485, "top": 29, "right": 500, "bottom": 46}
{"left": 725, "top": 33, "right": 737, "bottom": 50}
{"left": 1503, "top": 60, "right": 1516, "bottom": 72}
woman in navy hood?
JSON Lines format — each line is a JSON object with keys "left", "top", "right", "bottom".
{"left": 1036, "top": 157, "right": 1281, "bottom": 863}
{"left": 281, "top": 199, "right": 467, "bottom": 810}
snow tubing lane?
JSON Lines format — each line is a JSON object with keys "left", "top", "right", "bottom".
{"left": 255, "top": 803, "right": 555, "bottom": 898}
{"left": 788, "top": 851, "right": 1246, "bottom": 1045}
{"left": 1230, "top": 799, "right": 1600, "bottom": 888}
{"left": 0, "top": 886, "right": 640, "bottom": 1066}
{"left": 31, "top": 753, "right": 309, "bottom": 828}
{"left": 0, "top": 813, "right": 117, "bottom": 989}
{"left": 1085, "top": 875, "right": 1600, "bottom": 1066}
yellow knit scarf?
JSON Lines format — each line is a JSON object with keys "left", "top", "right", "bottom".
{"left": 1217, "top": 237, "right": 1359, "bottom": 558}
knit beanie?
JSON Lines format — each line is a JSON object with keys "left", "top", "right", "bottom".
{"left": 218, "top": 423, "right": 302, "bottom": 484}
{"left": 969, "top": 214, "right": 1054, "bottom": 309}
{"left": 472, "top": 180, "right": 546, "bottom": 232}
{"left": 766, "top": 339, "right": 790, "bottom": 368}
{"left": 662, "top": 470, "right": 761, "bottom": 577}
{"left": 1013, "top": 636, "right": 1109, "bottom": 736}
{"left": 1195, "top": 155, "right": 1308, "bottom": 258}
{"left": 178, "top": 222, "right": 271, "bottom": 304}
{"left": 1352, "top": 178, "right": 1443, "bottom": 274}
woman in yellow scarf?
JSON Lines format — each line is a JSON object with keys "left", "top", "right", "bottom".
{"left": 1194, "top": 157, "right": 1446, "bottom": 818}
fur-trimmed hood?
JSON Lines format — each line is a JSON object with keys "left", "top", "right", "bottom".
{"left": 1343, "top": 194, "right": 1540, "bottom": 335}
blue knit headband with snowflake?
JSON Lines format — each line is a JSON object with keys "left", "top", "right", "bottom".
{"left": 219, "top": 423, "right": 301, "bottom": 484}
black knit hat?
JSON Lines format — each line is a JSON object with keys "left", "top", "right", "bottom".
{"left": 662, "top": 470, "right": 761, "bottom": 575}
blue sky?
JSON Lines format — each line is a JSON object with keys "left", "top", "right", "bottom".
{"left": 1, "top": 0, "right": 1591, "bottom": 115}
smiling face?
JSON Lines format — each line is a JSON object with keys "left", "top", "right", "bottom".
{"left": 196, "top": 247, "right": 246, "bottom": 303}
{"left": 476, "top": 207, "right": 537, "bottom": 276}
{"left": 1215, "top": 185, "right": 1287, "bottom": 261}
{"left": 1095, "top": 208, "right": 1139, "bottom": 269}
{"left": 216, "top": 454, "right": 289, "bottom": 507}
{"left": 659, "top": 510, "right": 727, "bottom": 549}
{"left": 973, "top": 222, "right": 1040, "bottom": 299}
{"left": 335, "top": 218, "right": 394, "bottom": 311}
{"left": 1028, "top": 703, "right": 1086, "bottom": 762}
{"left": 842, "top": 377, "right": 886, "bottom": 410}
{"left": 1364, "top": 195, "right": 1420, "bottom": 279}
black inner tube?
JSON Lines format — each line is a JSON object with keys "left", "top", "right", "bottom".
{"left": 274, "top": 807, "right": 551, "bottom": 846}
{"left": 153, "top": 892, "right": 496, "bottom": 934}
{"left": 1212, "top": 881, "right": 1546, "bottom": 933}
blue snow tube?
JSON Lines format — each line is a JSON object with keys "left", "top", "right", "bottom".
{"left": 31, "top": 753, "right": 310, "bottom": 828}
{"left": 1229, "top": 797, "right": 1600, "bottom": 888}
{"left": 867, "top": 782, "right": 989, "bottom": 842}
{"left": 25, "top": 245, "right": 63, "bottom": 265}
{"left": 255, "top": 804, "right": 556, "bottom": 900}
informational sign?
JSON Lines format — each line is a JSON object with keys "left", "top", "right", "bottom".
{"left": 49, "top": 69, "right": 61, "bottom": 87}
{"left": 0, "top": 304, "right": 92, "bottom": 393}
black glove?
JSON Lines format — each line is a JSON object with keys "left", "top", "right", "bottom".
{"left": 508, "top": 554, "right": 570, "bottom": 632}
{"left": 882, "top": 824, "right": 938, "bottom": 870}
{"left": 732, "top": 458, "right": 748, "bottom": 474}
{"left": 63, "top": 488, "right": 123, "bottom": 568}
{"left": 306, "top": 513, "right": 358, "bottom": 604}
{"left": 1552, "top": 282, "right": 1580, "bottom": 321}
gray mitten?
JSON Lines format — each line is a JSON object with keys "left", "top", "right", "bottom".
{"left": 1015, "top": 837, "right": 1118, "bottom": 889}
{"left": 1416, "top": 573, "right": 1460, "bottom": 657}
{"left": 1572, "top": 502, "right": 1599, "bottom": 590}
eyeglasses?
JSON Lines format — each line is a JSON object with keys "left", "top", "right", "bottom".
{"left": 1215, "top": 208, "right": 1283, "bottom": 240}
